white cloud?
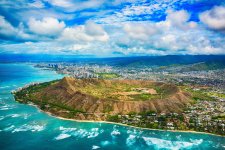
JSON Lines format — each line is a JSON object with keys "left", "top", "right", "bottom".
{"left": 113, "top": 9, "right": 225, "bottom": 55}
{"left": 60, "top": 21, "right": 109, "bottom": 42}
{"left": 165, "top": 9, "right": 197, "bottom": 30}
{"left": 122, "top": 10, "right": 197, "bottom": 41}
{"left": 0, "top": 1, "right": 224, "bottom": 56}
{"left": 45, "top": 0, "right": 73, "bottom": 8}
{"left": 199, "top": 6, "right": 225, "bottom": 31}
{"left": 0, "top": 16, "right": 17, "bottom": 36}
{"left": 124, "top": 22, "right": 157, "bottom": 40}
{"left": 28, "top": 17, "right": 65, "bottom": 36}
{"left": 85, "top": 21, "right": 106, "bottom": 36}
{"left": 70, "top": 44, "right": 90, "bottom": 51}
{"left": 0, "top": 15, "right": 33, "bottom": 40}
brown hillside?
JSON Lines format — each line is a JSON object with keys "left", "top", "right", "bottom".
{"left": 27, "top": 77, "right": 192, "bottom": 120}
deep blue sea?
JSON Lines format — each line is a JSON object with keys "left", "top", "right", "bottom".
{"left": 0, "top": 63, "right": 224, "bottom": 150}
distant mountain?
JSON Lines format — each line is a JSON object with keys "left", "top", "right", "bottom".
{"left": 178, "top": 61, "right": 225, "bottom": 72}
{"left": 155, "top": 61, "right": 225, "bottom": 72}
{"left": 1, "top": 54, "right": 225, "bottom": 68}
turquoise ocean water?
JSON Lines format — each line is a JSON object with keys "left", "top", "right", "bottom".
{"left": 0, "top": 63, "right": 224, "bottom": 150}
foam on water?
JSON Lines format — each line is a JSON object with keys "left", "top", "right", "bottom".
{"left": 59, "top": 126, "right": 77, "bottom": 132}
{"left": 12, "top": 124, "right": 45, "bottom": 133}
{"left": 54, "top": 133, "right": 71, "bottom": 140}
{"left": 127, "top": 129, "right": 142, "bottom": 135}
{"left": 3, "top": 125, "right": 15, "bottom": 132}
{"left": 190, "top": 139, "right": 203, "bottom": 145}
{"left": 92, "top": 145, "right": 100, "bottom": 149}
{"left": 11, "top": 114, "right": 21, "bottom": 118}
{"left": 111, "top": 128, "right": 121, "bottom": 136}
{"left": 0, "top": 116, "right": 4, "bottom": 120}
{"left": 0, "top": 104, "right": 16, "bottom": 110}
{"left": 58, "top": 126, "right": 102, "bottom": 139}
{"left": 142, "top": 136, "right": 203, "bottom": 150}
{"left": 87, "top": 128, "right": 101, "bottom": 138}
{"left": 126, "top": 135, "right": 136, "bottom": 146}
{"left": 0, "top": 113, "right": 30, "bottom": 121}
{"left": 2, "top": 122, "right": 46, "bottom": 133}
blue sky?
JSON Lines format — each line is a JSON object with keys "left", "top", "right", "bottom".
{"left": 0, "top": 0, "right": 225, "bottom": 56}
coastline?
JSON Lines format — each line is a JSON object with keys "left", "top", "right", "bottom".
{"left": 28, "top": 103, "right": 225, "bottom": 138}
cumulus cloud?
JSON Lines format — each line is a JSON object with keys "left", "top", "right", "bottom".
{"left": 165, "top": 10, "right": 197, "bottom": 30}
{"left": 28, "top": 17, "right": 65, "bottom": 37}
{"left": 124, "top": 22, "right": 157, "bottom": 40}
{"left": 0, "top": 15, "right": 33, "bottom": 41}
{"left": 60, "top": 21, "right": 109, "bottom": 42}
{"left": 117, "top": 9, "right": 225, "bottom": 55}
{"left": 199, "top": 6, "right": 225, "bottom": 31}
{"left": 0, "top": 16, "right": 17, "bottom": 36}
{"left": 0, "top": 0, "right": 225, "bottom": 55}
{"left": 123, "top": 10, "right": 197, "bottom": 41}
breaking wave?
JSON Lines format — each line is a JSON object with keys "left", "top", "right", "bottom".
{"left": 3, "top": 123, "right": 45, "bottom": 133}
{"left": 126, "top": 135, "right": 136, "bottom": 146}
{"left": 54, "top": 133, "right": 71, "bottom": 140}
{"left": 92, "top": 145, "right": 100, "bottom": 149}
{"left": 111, "top": 126, "right": 121, "bottom": 136}
{"left": 54, "top": 126, "right": 103, "bottom": 140}
{"left": 142, "top": 137, "right": 203, "bottom": 150}
{"left": 0, "top": 113, "right": 30, "bottom": 121}
{"left": 0, "top": 104, "right": 16, "bottom": 110}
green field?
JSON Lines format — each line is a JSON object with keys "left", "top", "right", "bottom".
{"left": 96, "top": 73, "right": 120, "bottom": 79}
{"left": 181, "top": 86, "right": 216, "bottom": 101}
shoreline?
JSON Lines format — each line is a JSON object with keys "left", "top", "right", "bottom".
{"left": 28, "top": 103, "right": 225, "bottom": 138}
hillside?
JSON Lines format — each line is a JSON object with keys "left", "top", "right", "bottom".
{"left": 14, "top": 77, "right": 192, "bottom": 121}
{"left": 179, "top": 61, "right": 225, "bottom": 72}
{"left": 155, "top": 61, "right": 225, "bottom": 72}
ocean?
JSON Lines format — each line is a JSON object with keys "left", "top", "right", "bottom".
{"left": 0, "top": 63, "right": 224, "bottom": 150}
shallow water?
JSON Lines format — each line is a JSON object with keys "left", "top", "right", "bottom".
{"left": 0, "top": 63, "right": 224, "bottom": 150}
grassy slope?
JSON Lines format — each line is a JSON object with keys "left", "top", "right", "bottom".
{"left": 96, "top": 73, "right": 120, "bottom": 79}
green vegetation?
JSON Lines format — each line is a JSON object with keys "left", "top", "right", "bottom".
{"left": 192, "top": 91, "right": 215, "bottom": 101}
{"left": 107, "top": 115, "right": 119, "bottom": 122}
{"left": 130, "top": 93, "right": 161, "bottom": 101}
{"left": 14, "top": 80, "right": 84, "bottom": 118}
{"left": 180, "top": 62, "right": 225, "bottom": 72}
{"left": 76, "top": 80, "right": 172, "bottom": 101}
{"left": 207, "top": 92, "right": 225, "bottom": 99}
{"left": 14, "top": 80, "right": 57, "bottom": 103}
{"left": 212, "top": 114, "right": 225, "bottom": 120}
{"left": 181, "top": 86, "right": 216, "bottom": 101}
{"left": 96, "top": 72, "right": 120, "bottom": 79}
